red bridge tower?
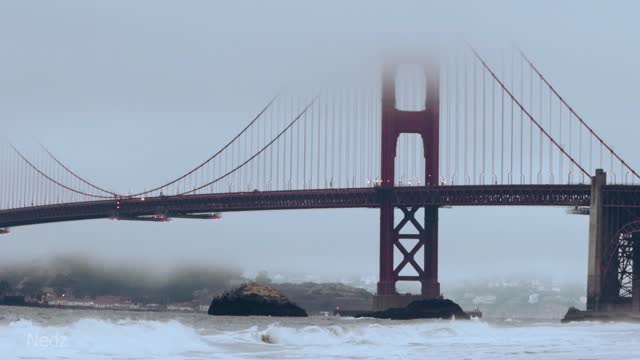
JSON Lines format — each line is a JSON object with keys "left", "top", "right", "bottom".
{"left": 375, "top": 61, "right": 441, "bottom": 310}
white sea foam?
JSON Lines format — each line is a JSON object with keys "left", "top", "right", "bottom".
{"left": 0, "top": 318, "right": 212, "bottom": 360}
{"left": 1, "top": 315, "right": 640, "bottom": 360}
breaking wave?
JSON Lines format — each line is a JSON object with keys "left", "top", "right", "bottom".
{"left": 2, "top": 316, "right": 640, "bottom": 359}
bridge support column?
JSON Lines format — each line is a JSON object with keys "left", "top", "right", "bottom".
{"left": 587, "top": 169, "right": 607, "bottom": 311}
{"left": 377, "top": 195, "right": 396, "bottom": 296}
{"left": 375, "top": 204, "right": 440, "bottom": 310}
{"left": 587, "top": 169, "right": 623, "bottom": 311}
{"left": 422, "top": 207, "right": 440, "bottom": 298}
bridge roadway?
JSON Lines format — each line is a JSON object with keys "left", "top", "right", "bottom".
{"left": 1, "top": 184, "right": 640, "bottom": 228}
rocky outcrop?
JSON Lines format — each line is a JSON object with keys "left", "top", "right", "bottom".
{"left": 356, "top": 299, "right": 470, "bottom": 320}
{"left": 208, "top": 283, "right": 308, "bottom": 317}
{"left": 0, "top": 295, "right": 26, "bottom": 306}
{"left": 561, "top": 307, "right": 594, "bottom": 323}
{"left": 562, "top": 307, "right": 640, "bottom": 323}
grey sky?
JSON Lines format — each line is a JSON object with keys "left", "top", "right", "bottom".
{"left": 0, "top": 1, "right": 638, "bottom": 285}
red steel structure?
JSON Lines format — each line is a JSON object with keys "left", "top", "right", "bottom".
{"left": 2, "top": 46, "right": 640, "bottom": 311}
{"left": 377, "top": 61, "right": 441, "bottom": 309}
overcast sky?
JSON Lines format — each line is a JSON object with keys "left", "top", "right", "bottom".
{"left": 1, "top": 1, "right": 638, "bottom": 287}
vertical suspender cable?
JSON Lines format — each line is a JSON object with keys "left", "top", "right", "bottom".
{"left": 520, "top": 53, "right": 524, "bottom": 183}
{"left": 331, "top": 91, "right": 335, "bottom": 187}
{"left": 482, "top": 65, "right": 486, "bottom": 183}
{"left": 338, "top": 89, "right": 343, "bottom": 187}
{"left": 346, "top": 89, "right": 351, "bottom": 186}
{"left": 529, "top": 65, "right": 533, "bottom": 183}
{"left": 455, "top": 55, "right": 459, "bottom": 184}
{"left": 446, "top": 59, "right": 451, "bottom": 183}
{"left": 549, "top": 88, "right": 553, "bottom": 183}
{"left": 290, "top": 98, "right": 294, "bottom": 189}
{"left": 539, "top": 75, "right": 543, "bottom": 183}
{"left": 492, "top": 71, "right": 496, "bottom": 183}
{"left": 473, "top": 58, "right": 477, "bottom": 183}
{"left": 510, "top": 51, "right": 514, "bottom": 184}
{"left": 559, "top": 99, "right": 563, "bottom": 182}
{"left": 501, "top": 54, "right": 505, "bottom": 184}
{"left": 464, "top": 52, "right": 468, "bottom": 183}
{"left": 569, "top": 111, "right": 573, "bottom": 182}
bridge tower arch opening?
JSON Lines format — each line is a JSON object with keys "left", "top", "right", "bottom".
{"left": 375, "top": 61, "right": 441, "bottom": 310}
{"left": 395, "top": 134, "right": 426, "bottom": 187}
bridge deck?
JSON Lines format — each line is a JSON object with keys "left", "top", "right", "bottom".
{"left": 1, "top": 184, "right": 640, "bottom": 228}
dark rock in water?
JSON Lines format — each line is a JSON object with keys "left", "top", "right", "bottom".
{"left": 562, "top": 307, "right": 640, "bottom": 323}
{"left": 208, "top": 282, "right": 308, "bottom": 317}
{"left": 1, "top": 295, "right": 26, "bottom": 306}
{"left": 356, "top": 299, "right": 470, "bottom": 320}
{"left": 562, "top": 307, "right": 591, "bottom": 323}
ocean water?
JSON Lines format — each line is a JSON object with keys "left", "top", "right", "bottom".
{"left": 1, "top": 307, "right": 640, "bottom": 360}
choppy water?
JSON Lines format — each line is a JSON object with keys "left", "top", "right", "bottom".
{"left": 1, "top": 306, "right": 640, "bottom": 360}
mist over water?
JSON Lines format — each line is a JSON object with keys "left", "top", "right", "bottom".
{"left": 0, "top": 255, "right": 250, "bottom": 310}
{"left": 0, "top": 205, "right": 589, "bottom": 288}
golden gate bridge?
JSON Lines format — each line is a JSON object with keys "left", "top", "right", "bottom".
{"left": 1, "top": 45, "right": 639, "bottom": 312}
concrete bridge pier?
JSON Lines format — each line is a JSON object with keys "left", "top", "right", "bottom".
{"left": 587, "top": 168, "right": 609, "bottom": 311}
{"left": 587, "top": 169, "right": 640, "bottom": 313}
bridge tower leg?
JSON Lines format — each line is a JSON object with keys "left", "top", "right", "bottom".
{"left": 587, "top": 169, "right": 640, "bottom": 312}
{"left": 587, "top": 169, "right": 622, "bottom": 311}
{"left": 587, "top": 169, "right": 608, "bottom": 311}
{"left": 374, "top": 62, "right": 441, "bottom": 311}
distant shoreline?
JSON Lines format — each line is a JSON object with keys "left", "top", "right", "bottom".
{"left": 0, "top": 302, "right": 205, "bottom": 314}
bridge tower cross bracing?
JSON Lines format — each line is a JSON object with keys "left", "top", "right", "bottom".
{"left": 375, "top": 61, "right": 441, "bottom": 310}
